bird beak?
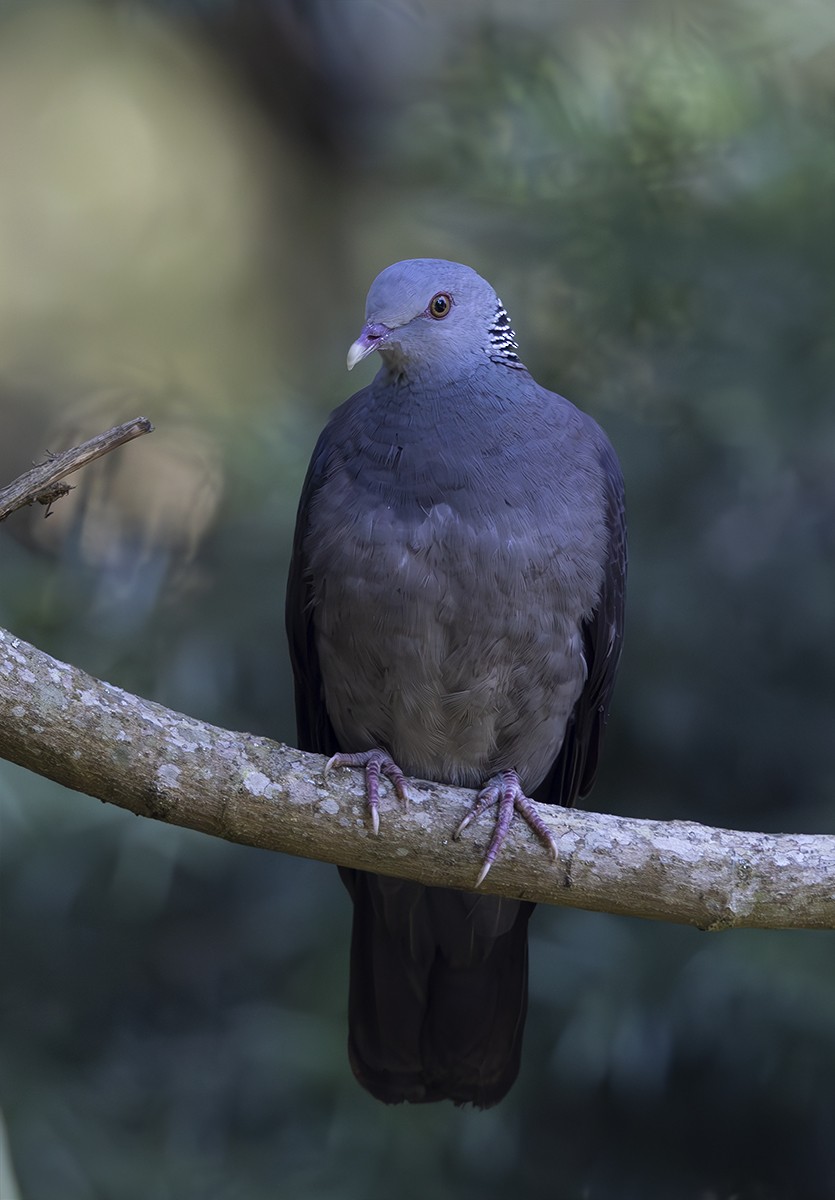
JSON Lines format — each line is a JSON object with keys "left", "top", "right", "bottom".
{"left": 347, "top": 322, "right": 390, "bottom": 371}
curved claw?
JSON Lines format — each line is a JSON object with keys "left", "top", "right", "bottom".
{"left": 475, "top": 858, "right": 495, "bottom": 889}
{"left": 453, "top": 782, "right": 499, "bottom": 840}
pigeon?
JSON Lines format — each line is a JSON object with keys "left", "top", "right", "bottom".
{"left": 286, "top": 259, "right": 626, "bottom": 1107}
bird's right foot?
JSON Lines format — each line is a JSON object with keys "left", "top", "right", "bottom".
{"left": 324, "top": 749, "right": 409, "bottom": 835}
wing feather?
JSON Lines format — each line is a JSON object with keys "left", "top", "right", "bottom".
{"left": 536, "top": 434, "right": 627, "bottom": 808}
{"left": 285, "top": 434, "right": 340, "bottom": 757}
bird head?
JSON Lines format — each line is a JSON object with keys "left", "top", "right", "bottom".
{"left": 347, "top": 259, "right": 522, "bottom": 379}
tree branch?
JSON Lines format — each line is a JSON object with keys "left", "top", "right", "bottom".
{"left": 0, "top": 416, "right": 154, "bottom": 522}
{"left": 0, "top": 625, "right": 832, "bottom": 931}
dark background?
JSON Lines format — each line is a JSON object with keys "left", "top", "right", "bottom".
{"left": 2, "top": 2, "right": 835, "bottom": 1197}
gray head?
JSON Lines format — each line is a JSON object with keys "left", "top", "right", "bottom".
{"left": 347, "top": 259, "right": 524, "bottom": 380}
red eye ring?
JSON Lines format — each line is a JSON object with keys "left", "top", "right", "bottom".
{"left": 428, "top": 292, "right": 453, "bottom": 319}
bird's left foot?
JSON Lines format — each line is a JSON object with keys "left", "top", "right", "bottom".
{"left": 324, "top": 748, "right": 409, "bottom": 836}
{"left": 454, "top": 769, "right": 558, "bottom": 887}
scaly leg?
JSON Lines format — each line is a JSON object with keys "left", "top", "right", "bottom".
{"left": 324, "top": 749, "right": 409, "bottom": 836}
{"left": 454, "top": 769, "right": 558, "bottom": 886}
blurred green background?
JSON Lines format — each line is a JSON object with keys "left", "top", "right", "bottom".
{"left": 2, "top": 1, "right": 835, "bottom": 1197}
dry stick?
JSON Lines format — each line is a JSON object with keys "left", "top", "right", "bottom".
{"left": 0, "top": 623, "right": 833, "bottom": 931}
{"left": 0, "top": 416, "right": 154, "bottom": 522}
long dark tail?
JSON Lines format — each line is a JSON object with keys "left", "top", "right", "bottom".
{"left": 339, "top": 869, "right": 534, "bottom": 1107}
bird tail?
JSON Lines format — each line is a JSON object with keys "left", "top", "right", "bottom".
{"left": 339, "top": 869, "right": 534, "bottom": 1108}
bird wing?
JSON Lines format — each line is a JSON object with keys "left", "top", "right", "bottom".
{"left": 285, "top": 432, "right": 340, "bottom": 758}
{"left": 536, "top": 431, "right": 627, "bottom": 809}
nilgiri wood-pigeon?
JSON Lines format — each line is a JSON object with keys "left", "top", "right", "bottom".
{"left": 286, "top": 259, "right": 626, "bottom": 1107}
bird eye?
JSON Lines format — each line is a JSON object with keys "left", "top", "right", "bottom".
{"left": 428, "top": 292, "right": 452, "bottom": 319}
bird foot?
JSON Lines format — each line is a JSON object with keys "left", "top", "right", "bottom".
{"left": 324, "top": 749, "right": 409, "bottom": 836}
{"left": 454, "top": 769, "right": 558, "bottom": 887}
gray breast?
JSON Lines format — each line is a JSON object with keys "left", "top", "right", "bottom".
{"left": 305, "top": 378, "right": 608, "bottom": 792}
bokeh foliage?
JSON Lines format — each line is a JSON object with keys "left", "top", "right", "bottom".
{"left": 2, "top": 1, "right": 835, "bottom": 1197}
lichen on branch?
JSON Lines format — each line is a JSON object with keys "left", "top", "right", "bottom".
{"left": 0, "top": 624, "right": 833, "bottom": 931}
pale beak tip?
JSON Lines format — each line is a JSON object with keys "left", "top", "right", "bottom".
{"left": 346, "top": 341, "right": 365, "bottom": 372}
